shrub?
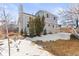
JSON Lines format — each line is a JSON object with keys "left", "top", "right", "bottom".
{"left": 34, "top": 16, "right": 42, "bottom": 36}
{"left": 70, "top": 34, "right": 79, "bottom": 40}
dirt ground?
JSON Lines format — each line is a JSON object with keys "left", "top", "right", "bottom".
{"left": 35, "top": 39, "right": 79, "bottom": 56}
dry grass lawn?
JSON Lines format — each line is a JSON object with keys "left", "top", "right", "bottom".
{"left": 35, "top": 39, "right": 79, "bottom": 56}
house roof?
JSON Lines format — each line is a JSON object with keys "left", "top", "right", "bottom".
{"left": 22, "top": 10, "right": 57, "bottom": 18}
{"left": 35, "top": 10, "right": 57, "bottom": 18}
{"left": 23, "top": 12, "right": 36, "bottom": 17}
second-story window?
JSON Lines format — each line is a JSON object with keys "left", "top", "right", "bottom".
{"left": 29, "top": 17, "right": 31, "bottom": 20}
{"left": 54, "top": 17, "right": 56, "bottom": 20}
{"left": 53, "top": 25, "right": 54, "bottom": 28}
{"left": 47, "top": 14, "right": 49, "bottom": 18}
{"left": 48, "top": 24, "right": 50, "bottom": 26}
{"left": 27, "top": 24, "right": 29, "bottom": 27}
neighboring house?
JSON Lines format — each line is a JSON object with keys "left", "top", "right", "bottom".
{"left": 0, "top": 20, "right": 8, "bottom": 30}
{"left": 0, "top": 22, "right": 17, "bottom": 33}
{"left": 62, "top": 20, "right": 76, "bottom": 28}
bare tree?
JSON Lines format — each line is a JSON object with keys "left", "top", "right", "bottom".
{"left": 67, "top": 7, "right": 79, "bottom": 28}
{"left": 0, "top": 6, "right": 12, "bottom": 56}
{"left": 59, "top": 4, "right": 79, "bottom": 28}
{"left": 58, "top": 4, "right": 79, "bottom": 39}
{"left": 18, "top": 4, "right": 24, "bottom": 35}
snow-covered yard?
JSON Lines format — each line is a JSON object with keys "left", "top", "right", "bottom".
{"left": 0, "top": 32, "right": 71, "bottom": 56}
{"left": 0, "top": 39, "right": 52, "bottom": 56}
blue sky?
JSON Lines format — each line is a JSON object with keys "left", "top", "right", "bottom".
{"left": 0, "top": 3, "right": 74, "bottom": 24}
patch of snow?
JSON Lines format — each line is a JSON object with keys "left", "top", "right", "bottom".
{"left": 0, "top": 39, "right": 52, "bottom": 56}
{"left": 0, "top": 32, "right": 71, "bottom": 56}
